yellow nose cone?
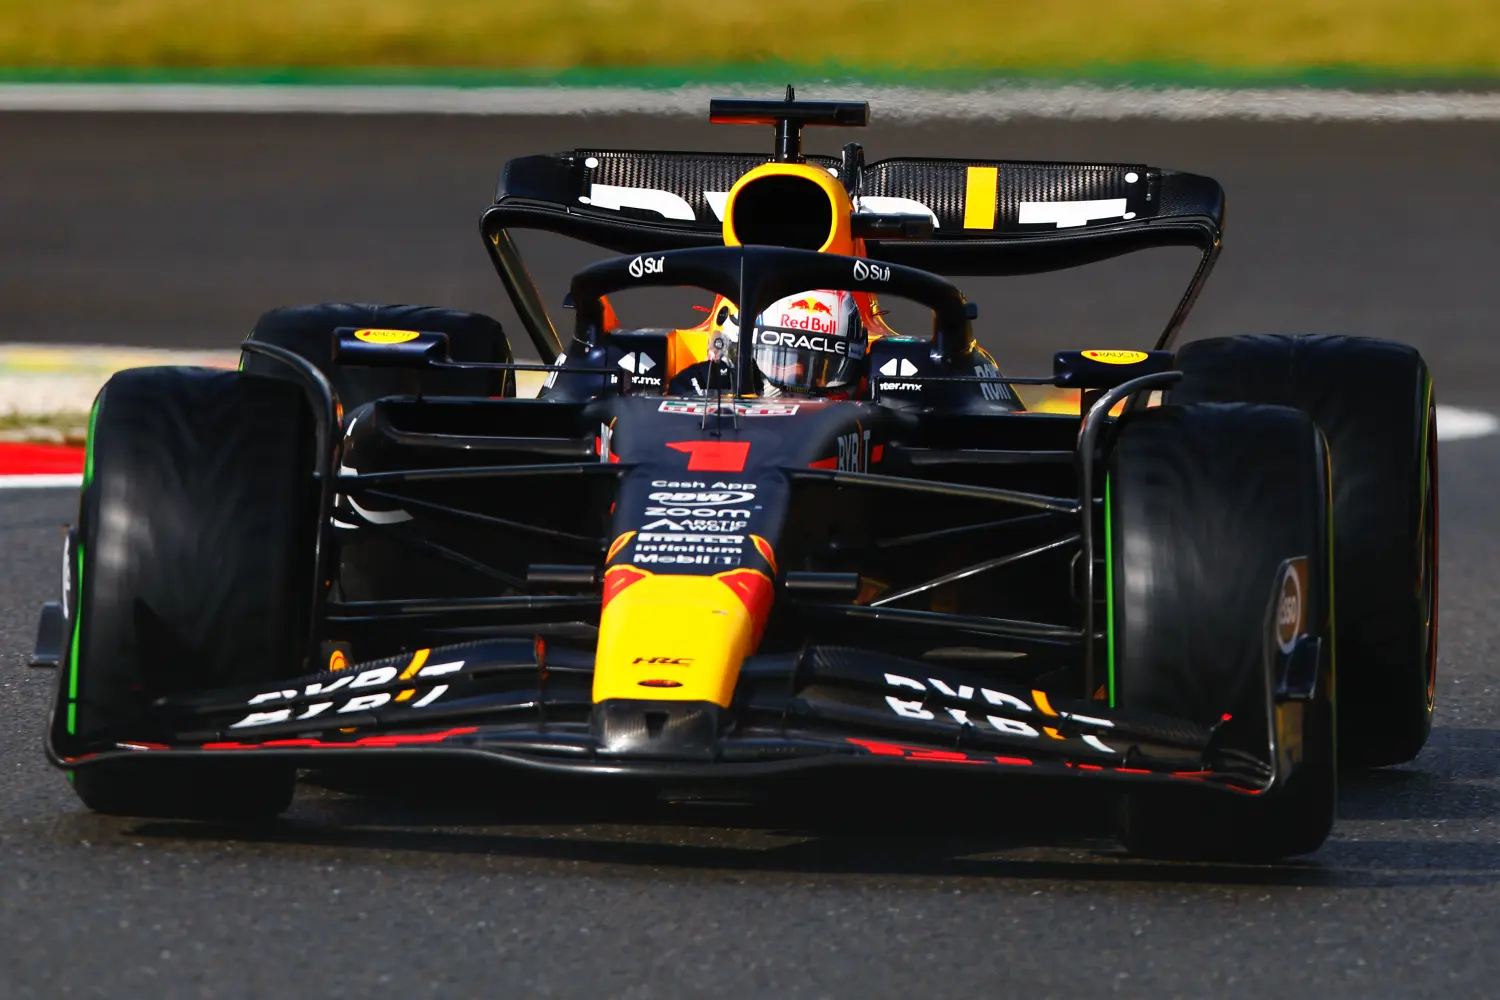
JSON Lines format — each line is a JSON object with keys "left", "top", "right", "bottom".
{"left": 593, "top": 570, "right": 774, "bottom": 707}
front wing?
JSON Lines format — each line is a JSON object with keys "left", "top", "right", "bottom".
{"left": 49, "top": 639, "right": 1283, "bottom": 797}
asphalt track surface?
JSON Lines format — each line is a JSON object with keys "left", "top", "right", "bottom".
{"left": 3, "top": 113, "right": 1500, "bottom": 998}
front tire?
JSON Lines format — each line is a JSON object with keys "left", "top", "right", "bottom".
{"left": 56, "top": 367, "right": 315, "bottom": 819}
{"left": 1109, "top": 403, "right": 1336, "bottom": 861}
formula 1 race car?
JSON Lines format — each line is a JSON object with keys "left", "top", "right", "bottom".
{"left": 35, "top": 93, "right": 1438, "bottom": 861}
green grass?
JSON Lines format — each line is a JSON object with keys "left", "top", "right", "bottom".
{"left": 1, "top": 0, "right": 1498, "bottom": 82}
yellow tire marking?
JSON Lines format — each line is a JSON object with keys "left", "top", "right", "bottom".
{"left": 395, "top": 690, "right": 415, "bottom": 702}
{"left": 1032, "top": 689, "right": 1058, "bottom": 716}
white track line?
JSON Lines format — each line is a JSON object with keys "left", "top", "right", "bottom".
{"left": 0, "top": 474, "right": 81, "bottom": 490}
{"left": 1436, "top": 404, "right": 1499, "bottom": 442}
{"left": 3, "top": 84, "right": 1500, "bottom": 121}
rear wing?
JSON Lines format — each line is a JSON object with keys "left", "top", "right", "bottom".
{"left": 486, "top": 149, "right": 1223, "bottom": 275}
{"left": 479, "top": 128, "right": 1223, "bottom": 360}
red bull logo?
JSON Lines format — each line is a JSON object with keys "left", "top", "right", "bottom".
{"left": 777, "top": 312, "right": 837, "bottom": 335}
{"left": 790, "top": 297, "right": 836, "bottom": 316}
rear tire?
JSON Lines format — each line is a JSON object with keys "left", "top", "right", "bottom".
{"left": 1174, "top": 334, "right": 1437, "bottom": 766}
{"left": 56, "top": 367, "right": 315, "bottom": 819}
{"left": 242, "top": 302, "right": 515, "bottom": 412}
{"left": 1109, "top": 403, "right": 1336, "bottom": 861}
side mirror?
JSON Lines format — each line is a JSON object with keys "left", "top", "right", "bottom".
{"left": 331, "top": 327, "right": 451, "bottom": 367}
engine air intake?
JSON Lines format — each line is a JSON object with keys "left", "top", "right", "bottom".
{"left": 728, "top": 174, "right": 836, "bottom": 251}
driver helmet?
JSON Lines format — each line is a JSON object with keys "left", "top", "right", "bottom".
{"left": 747, "top": 289, "right": 866, "bottom": 395}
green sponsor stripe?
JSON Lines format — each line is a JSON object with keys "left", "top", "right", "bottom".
{"left": 1105, "top": 475, "right": 1117, "bottom": 708}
